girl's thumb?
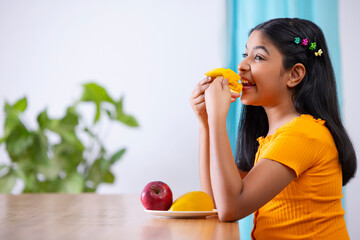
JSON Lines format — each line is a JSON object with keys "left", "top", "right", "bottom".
{"left": 223, "top": 78, "right": 230, "bottom": 89}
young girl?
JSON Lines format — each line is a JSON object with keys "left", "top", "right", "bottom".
{"left": 190, "top": 18, "right": 357, "bottom": 239}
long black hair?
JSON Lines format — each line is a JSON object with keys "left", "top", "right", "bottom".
{"left": 235, "top": 18, "right": 357, "bottom": 186}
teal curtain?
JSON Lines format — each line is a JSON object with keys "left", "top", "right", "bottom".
{"left": 226, "top": 1, "right": 342, "bottom": 239}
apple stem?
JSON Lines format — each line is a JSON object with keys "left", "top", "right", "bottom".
{"left": 151, "top": 185, "right": 160, "bottom": 194}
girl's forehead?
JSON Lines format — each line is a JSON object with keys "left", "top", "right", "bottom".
{"left": 246, "top": 30, "right": 273, "bottom": 50}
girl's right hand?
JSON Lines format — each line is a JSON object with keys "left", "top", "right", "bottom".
{"left": 190, "top": 76, "right": 213, "bottom": 126}
{"left": 190, "top": 76, "right": 240, "bottom": 126}
{"left": 190, "top": 77, "right": 240, "bottom": 126}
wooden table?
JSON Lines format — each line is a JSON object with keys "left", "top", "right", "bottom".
{"left": 0, "top": 194, "right": 240, "bottom": 240}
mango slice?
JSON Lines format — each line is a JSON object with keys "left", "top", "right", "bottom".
{"left": 169, "top": 191, "right": 214, "bottom": 211}
{"left": 205, "top": 68, "right": 242, "bottom": 93}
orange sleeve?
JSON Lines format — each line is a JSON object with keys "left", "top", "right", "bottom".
{"left": 258, "top": 129, "right": 324, "bottom": 177}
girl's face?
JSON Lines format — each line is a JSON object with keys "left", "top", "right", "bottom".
{"left": 238, "top": 30, "right": 292, "bottom": 107}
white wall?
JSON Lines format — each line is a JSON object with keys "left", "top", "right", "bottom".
{"left": 0, "top": 0, "right": 226, "bottom": 197}
{"left": 339, "top": 0, "right": 360, "bottom": 239}
{"left": 0, "top": 0, "right": 358, "bottom": 238}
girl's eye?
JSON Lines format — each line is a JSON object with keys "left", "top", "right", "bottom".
{"left": 242, "top": 53, "right": 248, "bottom": 58}
{"left": 255, "top": 54, "right": 264, "bottom": 60}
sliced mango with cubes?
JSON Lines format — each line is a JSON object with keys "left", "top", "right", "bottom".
{"left": 169, "top": 191, "right": 214, "bottom": 211}
{"left": 205, "top": 68, "right": 242, "bottom": 93}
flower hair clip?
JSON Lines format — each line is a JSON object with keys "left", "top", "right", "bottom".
{"left": 315, "top": 49, "right": 323, "bottom": 56}
{"left": 301, "top": 38, "right": 308, "bottom": 46}
{"left": 294, "top": 37, "right": 309, "bottom": 46}
{"left": 309, "top": 42, "right": 316, "bottom": 50}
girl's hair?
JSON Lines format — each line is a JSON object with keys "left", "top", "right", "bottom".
{"left": 235, "top": 18, "right": 357, "bottom": 186}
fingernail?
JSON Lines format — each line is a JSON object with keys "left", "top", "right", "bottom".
{"left": 224, "top": 79, "right": 228, "bottom": 84}
{"left": 207, "top": 76, "right": 212, "bottom": 81}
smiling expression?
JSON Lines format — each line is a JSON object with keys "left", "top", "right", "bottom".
{"left": 238, "top": 30, "right": 292, "bottom": 108}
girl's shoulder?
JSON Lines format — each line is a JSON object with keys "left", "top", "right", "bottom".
{"left": 283, "top": 114, "right": 327, "bottom": 132}
{"left": 278, "top": 114, "right": 334, "bottom": 145}
{"left": 258, "top": 114, "right": 333, "bottom": 146}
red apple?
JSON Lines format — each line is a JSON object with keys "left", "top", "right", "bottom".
{"left": 140, "top": 181, "right": 173, "bottom": 210}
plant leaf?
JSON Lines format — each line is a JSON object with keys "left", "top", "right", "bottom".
{"left": 59, "top": 172, "right": 84, "bottom": 193}
{"left": 117, "top": 113, "right": 139, "bottom": 127}
{"left": 3, "top": 103, "right": 24, "bottom": 140}
{"left": 37, "top": 159, "right": 61, "bottom": 181}
{"left": 30, "top": 131, "right": 49, "bottom": 164}
{"left": 115, "top": 97, "right": 139, "bottom": 127}
{"left": 83, "top": 127, "right": 96, "bottom": 138}
{"left": 4, "top": 97, "right": 27, "bottom": 114}
{"left": 86, "top": 158, "right": 103, "bottom": 187}
{"left": 53, "top": 142, "right": 84, "bottom": 173}
{"left": 37, "top": 109, "right": 50, "bottom": 130}
{"left": 13, "top": 97, "right": 27, "bottom": 112}
{"left": 109, "top": 148, "right": 126, "bottom": 164}
{"left": 13, "top": 167, "right": 27, "bottom": 182}
{"left": 103, "top": 170, "right": 115, "bottom": 183}
{"left": 0, "top": 165, "right": 8, "bottom": 172}
{"left": 38, "top": 107, "right": 79, "bottom": 133}
{"left": 80, "top": 83, "right": 115, "bottom": 104}
{"left": 37, "top": 108, "right": 82, "bottom": 146}
{"left": 95, "top": 102, "right": 101, "bottom": 123}
{"left": 3, "top": 97, "right": 28, "bottom": 142}
{"left": 6, "top": 126, "right": 34, "bottom": 158}
{"left": 80, "top": 83, "right": 115, "bottom": 123}
{"left": 23, "top": 173, "right": 37, "bottom": 193}
{"left": 0, "top": 170, "right": 17, "bottom": 193}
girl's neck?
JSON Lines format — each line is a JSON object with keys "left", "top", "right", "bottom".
{"left": 264, "top": 105, "right": 300, "bottom": 137}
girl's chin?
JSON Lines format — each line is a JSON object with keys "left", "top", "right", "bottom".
{"left": 240, "top": 97, "right": 261, "bottom": 106}
{"left": 240, "top": 96, "right": 252, "bottom": 105}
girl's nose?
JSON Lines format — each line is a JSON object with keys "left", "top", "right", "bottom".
{"left": 238, "top": 61, "right": 250, "bottom": 73}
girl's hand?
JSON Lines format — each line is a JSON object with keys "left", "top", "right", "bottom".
{"left": 190, "top": 77, "right": 214, "bottom": 126}
{"left": 204, "top": 77, "right": 240, "bottom": 124}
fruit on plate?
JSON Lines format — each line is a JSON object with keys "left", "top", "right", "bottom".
{"left": 169, "top": 191, "right": 214, "bottom": 211}
{"left": 140, "top": 181, "right": 173, "bottom": 210}
{"left": 205, "top": 68, "right": 242, "bottom": 93}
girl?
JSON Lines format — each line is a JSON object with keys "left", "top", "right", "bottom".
{"left": 190, "top": 18, "right": 357, "bottom": 239}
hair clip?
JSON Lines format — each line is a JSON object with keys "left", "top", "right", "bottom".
{"left": 302, "top": 38, "right": 308, "bottom": 46}
{"left": 294, "top": 37, "right": 300, "bottom": 44}
{"left": 315, "top": 49, "right": 323, "bottom": 56}
{"left": 309, "top": 42, "right": 316, "bottom": 50}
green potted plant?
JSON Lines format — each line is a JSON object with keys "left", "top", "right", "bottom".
{"left": 0, "top": 82, "right": 139, "bottom": 193}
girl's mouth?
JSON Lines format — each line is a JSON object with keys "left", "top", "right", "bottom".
{"left": 241, "top": 79, "right": 256, "bottom": 86}
{"left": 242, "top": 83, "right": 256, "bottom": 86}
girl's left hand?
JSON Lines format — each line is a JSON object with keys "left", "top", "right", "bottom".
{"left": 204, "top": 77, "right": 240, "bottom": 123}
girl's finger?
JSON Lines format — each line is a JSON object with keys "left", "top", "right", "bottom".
{"left": 192, "top": 93, "right": 205, "bottom": 105}
{"left": 194, "top": 102, "right": 206, "bottom": 112}
{"left": 231, "top": 92, "right": 241, "bottom": 98}
{"left": 191, "top": 78, "right": 209, "bottom": 98}
{"left": 191, "top": 82, "right": 211, "bottom": 99}
{"left": 205, "top": 76, "right": 214, "bottom": 83}
{"left": 213, "top": 76, "right": 224, "bottom": 83}
{"left": 199, "top": 76, "right": 213, "bottom": 86}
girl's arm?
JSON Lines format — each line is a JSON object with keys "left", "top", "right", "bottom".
{"left": 199, "top": 124, "right": 216, "bottom": 207}
{"left": 209, "top": 118, "right": 295, "bottom": 221}
{"left": 190, "top": 76, "right": 241, "bottom": 208}
{"left": 199, "top": 121, "right": 248, "bottom": 209}
{"left": 189, "top": 77, "right": 216, "bottom": 205}
{"left": 205, "top": 77, "right": 295, "bottom": 222}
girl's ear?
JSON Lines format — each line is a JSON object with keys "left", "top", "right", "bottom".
{"left": 287, "top": 63, "right": 306, "bottom": 88}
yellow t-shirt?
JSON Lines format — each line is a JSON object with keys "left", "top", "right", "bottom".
{"left": 251, "top": 114, "right": 349, "bottom": 240}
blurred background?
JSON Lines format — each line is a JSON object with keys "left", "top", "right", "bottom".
{"left": 0, "top": 0, "right": 359, "bottom": 238}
